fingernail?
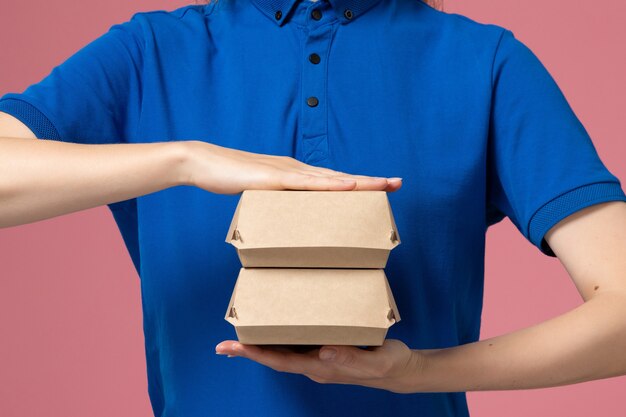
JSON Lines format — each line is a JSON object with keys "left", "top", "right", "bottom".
{"left": 387, "top": 177, "right": 403, "bottom": 182}
{"left": 319, "top": 348, "right": 336, "bottom": 361}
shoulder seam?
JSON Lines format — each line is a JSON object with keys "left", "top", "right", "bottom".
{"left": 178, "top": 5, "right": 207, "bottom": 19}
{"left": 130, "top": 5, "right": 208, "bottom": 21}
{"left": 489, "top": 28, "right": 508, "bottom": 91}
{"left": 203, "top": 1, "right": 218, "bottom": 18}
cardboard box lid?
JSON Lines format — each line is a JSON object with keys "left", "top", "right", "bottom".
{"left": 225, "top": 191, "right": 400, "bottom": 268}
{"left": 224, "top": 268, "right": 400, "bottom": 329}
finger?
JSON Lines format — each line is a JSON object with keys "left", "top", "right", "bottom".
{"left": 304, "top": 373, "right": 327, "bottom": 384}
{"left": 297, "top": 172, "right": 390, "bottom": 191}
{"left": 215, "top": 341, "right": 317, "bottom": 373}
{"left": 216, "top": 341, "right": 324, "bottom": 375}
{"left": 297, "top": 164, "right": 388, "bottom": 180}
{"left": 296, "top": 166, "right": 403, "bottom": 192}
{"left": 350, "top": 177, "right": 393, "bottom": 191}
{"left": 293, "top": 167, "right": 368, "bottom": 180}
{"left": 384, "top": 178, "right": 403, "bottom": 192}
{"left": 279, "top": 173, "right": 358, "bottom": 191}
{"left": 300, "top": 166, "right": 350, "bottom": 177}
{"left": 317, "top": 345, "right": 392, "bottom": 378}
{"left": 303, "top": 373, "right": 383, "bottom": 387}
{"left": 314, "top": 174, "right": 398, "bottom": 191}
{"left": 301, "top": 169, "right": 385, "bottom": 182}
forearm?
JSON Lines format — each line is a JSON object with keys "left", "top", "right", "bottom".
{"left": 0, "top": 137, "right": 189, "bottom": 228}
{"left": 413, "top": 290, "right": 626, "bottom": 392}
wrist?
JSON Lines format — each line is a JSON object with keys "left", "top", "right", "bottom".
{"left": 168, "top": 140, "right": 198, "bottom": 187}
{"left": 405, "top": 348, "right": 446, "bottom": 393}
{"left": 391, "top": 349, "right": 432, "bottom": 394}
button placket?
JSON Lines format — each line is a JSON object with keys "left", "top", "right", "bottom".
{"left": 300, "top": 5, "right": 335, "bottom": 164}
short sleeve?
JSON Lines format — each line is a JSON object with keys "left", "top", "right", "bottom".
{"left": 0, "top": 14, "right": 144, "bottom": 144}
{"left": 0, "top": 15, "right": 146, "bottom": 274}
{"left": 486, "top": 29, "right": 626, "bottom": 257}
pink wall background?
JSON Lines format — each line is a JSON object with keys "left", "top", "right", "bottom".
{"left": 1, "top": 0, "right": 625, "bottom": 415}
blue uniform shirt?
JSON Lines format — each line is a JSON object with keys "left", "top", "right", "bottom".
{"left": 2, "top": 0, "right": 625, "bottom": 416}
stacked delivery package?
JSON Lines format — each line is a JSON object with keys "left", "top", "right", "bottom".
{"left": 224, "top": 190, "right": 401, "bottom": 346}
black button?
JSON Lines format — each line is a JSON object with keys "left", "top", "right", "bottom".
{"left": 307, "top": 96, "right": 319, "bottom": 107}
{"left": 311, "top": 9, "right": 322, "bottom": 20}
{"left": 309, "top": 53, "right": 321, "bottom": 64}
{"left": 275, "top": 10, "right": 282, "bottom": 20}
{"left": 344, "top": 9, "right": 353, "bottom": 19}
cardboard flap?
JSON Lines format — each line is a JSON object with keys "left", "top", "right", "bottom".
{"left": 225, "top": 195, "right": 244, "bottom": 248}
{"left": 383, "top": 273, "right": 401, "bottom": 323}
{"left": 224, "top": 273, "right": 239, "bottom": 324}
{"left": 225, "top": 191, "right": 401, "bottom": 264}
{"left": 226, "top": 268, "right": 399, "bottom": 329}
{"left": 386, "top": 196, "right": 401, "bottom": 248}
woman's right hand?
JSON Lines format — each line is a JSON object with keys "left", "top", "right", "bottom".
{"left": 0, "top": 110, "right": 401, "bottom": 228}
{"left": 178, "top": 141, "right": 402, "bottom": 194}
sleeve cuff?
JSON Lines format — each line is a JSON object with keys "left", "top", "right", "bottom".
{"left": 528, "top": 181, "right": 626, "bottom": 257}
{"left": 0, "top": 97, "right": 61, "bottom": 140}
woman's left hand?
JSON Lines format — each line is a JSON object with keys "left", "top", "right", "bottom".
{"left": 215, "top": 339, "right": 424, "bottom": 393}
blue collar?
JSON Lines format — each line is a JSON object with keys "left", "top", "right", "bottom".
{"left": 249, "top": 0, "right": 384, "bottom": 26}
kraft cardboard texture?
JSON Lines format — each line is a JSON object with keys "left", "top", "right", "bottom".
{"left": 235, "top": 247, "right": 390, "bottom": 269}
{"left": 226, "top": 190, "right": 400, "bottom": 268}
{"left": 224, "top": 190, "right": 401, "bottom": 346}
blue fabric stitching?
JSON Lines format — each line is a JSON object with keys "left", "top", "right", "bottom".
{"left": 528, "top": 181, "right": 626, "bottom": 256}
{"left": 0, "top": 98, "right": 61, "bottom": 140}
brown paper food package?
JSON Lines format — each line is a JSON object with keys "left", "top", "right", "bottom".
{"left": 225, "top": 268, "right": 400, "bottom": 346}
{"left": 225, "top": 190, "right": 400, "bottom": 268}
{"left": 223, "top": 190, "right": 402, "bottom": 346}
